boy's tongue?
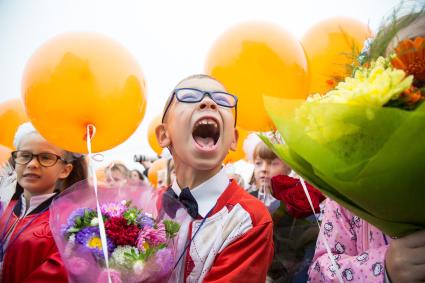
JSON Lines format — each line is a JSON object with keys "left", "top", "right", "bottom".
{"left": 194, "top": 136, "right": 215, "bottom": 148}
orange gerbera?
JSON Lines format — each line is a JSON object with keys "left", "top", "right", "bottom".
{"left": 391, "top": 37, "right": 425, "bottom": 82}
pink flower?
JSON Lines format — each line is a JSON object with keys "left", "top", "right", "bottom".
{"left": 137, "top": 223, "right": 167, "bottom": 250}
{"left": 100, "top": 201, "right": 127, "bottom": 218}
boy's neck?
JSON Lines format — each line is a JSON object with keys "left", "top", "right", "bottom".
{"left": 174, "top": 164, "right": 222, "bottom": 190}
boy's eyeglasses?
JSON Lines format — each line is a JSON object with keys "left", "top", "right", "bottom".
{"left": 161, "top": 88, "right": 238, "bottom": 125}
{"left": 11, "top": 150, "right": 68, "bottom": 167}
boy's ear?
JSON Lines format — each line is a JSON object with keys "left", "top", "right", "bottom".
{"left": 229, "top": 128, "right": 239, "bottom": 151}
{"left": 59, "top": 163, "right": 73, "bottom": 179}
{"left": 155, "top": 124, "right": 171, "bottom": 148}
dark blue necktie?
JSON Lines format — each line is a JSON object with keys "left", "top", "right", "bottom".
{"left": 179, "top": 187, "right": 199, "bottom": 218}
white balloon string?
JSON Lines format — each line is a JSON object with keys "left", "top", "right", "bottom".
{"left": 299, "top": 177, "right": 344, "bottom": 283}
{"left": 86, "top": 124, "right": 112, "bottom": 283}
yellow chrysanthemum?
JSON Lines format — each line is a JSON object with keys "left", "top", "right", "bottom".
{"left": 297, "top": 57, "right": 413, "bottom": 143}
{"left": 309, "top": 57, "right": 413, "bottom": 107}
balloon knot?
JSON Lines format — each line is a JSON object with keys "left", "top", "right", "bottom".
{"left": 84, "top": 124, "right": 96, "bottom": 141}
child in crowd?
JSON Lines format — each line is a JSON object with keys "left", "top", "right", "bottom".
{"left": 249, "top": 141, "right": 291, "bottom": 213}
{"left": 156, "top": 74, "right": 274, "bottom": 282}
{"left": 247, "top": 140, "right": 320, "bottom": 282}
{"left": 0, "top": 122, "right": 87, "bottom": 282}
{"left": 130, "top": 169, "right": 145, "bottom": 182}
{"left": 105, "top": 161, "right": 130, "bottom": 188}
{"left": 309, "top": 198, "right": 390, "bottom": 282}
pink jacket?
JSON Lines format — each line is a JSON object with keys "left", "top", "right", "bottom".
{"left": 308, "top": 199, "right": 389, "bottom": 282}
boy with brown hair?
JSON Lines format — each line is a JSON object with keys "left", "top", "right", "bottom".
{"left": 156, "top": 74, "right": 273, "bottom": 282}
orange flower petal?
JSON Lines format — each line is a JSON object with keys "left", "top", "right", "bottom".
{"left": 391, "top": 57, "right": 406, "bottom": 70}
{"left": 393, "top": 37, "right": 425, "bottom": 80}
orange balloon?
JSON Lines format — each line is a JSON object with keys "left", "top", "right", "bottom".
{"left": 148, "top": 158, "right": 167, "bottom": 188}
{"left": 223, "top": 127, "right": 249, "bottom": 164}
{"left": 147, "top": 115, "right": 162, "bottom": 155}
{"left": 205, "top": 21, "right": 310, "bottom": 131}
{"left": 301, "top": 17, "right": 372, "bottom": 94}
{"left": 0, "top": 145, "right": 12, "bottom": 166}
{"left": 0, "top": 99, "right": 29, "bottom": 149}
{"left": 22, "top": 33, "right": 147, "bottom": 153}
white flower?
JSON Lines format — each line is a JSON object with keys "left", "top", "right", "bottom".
{"left": 111, "top": 245, "right": 136, "bottom": 268}
{"left": 133, "top": 260, "right": 145, "bottom": 275}
{"left": 65, "top": 234, "right": 76, "bottom": 257}
{"left": 90, "top": 217, "right": 99, "bottom": 226}
{"left": 69, "top": 234, "right": 76, "bottom": 244}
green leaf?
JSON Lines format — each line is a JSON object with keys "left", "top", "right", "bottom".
{"left": 163, "top": 220, "right": 180, "bottom": 238}
{"left": 67, "top": 227, "right": 80, "bottom": 233}
{"left": 123, "top": 207, "right": 141, "bottom": 225}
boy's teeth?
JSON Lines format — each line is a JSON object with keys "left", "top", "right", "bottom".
{"left": 197, "top": 118, "right": 218, "bottom": 127}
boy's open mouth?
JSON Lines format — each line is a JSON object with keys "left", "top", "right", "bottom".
{"left": 192, "top": 117, "right": 220, "bottom": 150}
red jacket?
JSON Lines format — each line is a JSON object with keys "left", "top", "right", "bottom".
{"left": 194, "top": 181, "right": 274, "bottom": 282}
{"left": 164, "top": 180, "right": 274, "bottom": 283}
{"left": 0, "top": 197, "right": 68, "bottom": 283}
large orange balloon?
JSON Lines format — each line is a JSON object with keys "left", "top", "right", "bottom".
{"left": 148, "top": 158, "right": 168, "bottom": 188}
{"left": 0, "top": 99, "right": 29, "bottom": 149}
{"left": 147, "top": 115, "right": 162, "bottom": 155}
{"left": 0, "top": 145, "right": 12, "bottom": 167}
{"left": 301, "top": 17, "right": 372, "bottom": 94}
{"left": 223, "top": 127, "right": 249, "bottom": 164}
{"left": 22, "top": 33, "right": 147, "bottom": 153}
{"left": 205, "top": 21, "right": 310, "bottom": 131}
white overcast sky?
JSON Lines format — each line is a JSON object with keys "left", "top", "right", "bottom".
{"left": 0, "top": 0, "right": 401, "bottom": 169}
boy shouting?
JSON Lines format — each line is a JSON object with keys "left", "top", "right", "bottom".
{"left": 156, "top": 74, "right": 273, "bottom": 282}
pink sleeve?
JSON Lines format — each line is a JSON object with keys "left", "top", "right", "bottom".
{"left": 308, "top": 199, "right": 387, "bottom": 283}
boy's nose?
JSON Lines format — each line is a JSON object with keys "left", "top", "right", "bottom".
{"left": 198, "top": 96, "right": 217, "bottom": 111}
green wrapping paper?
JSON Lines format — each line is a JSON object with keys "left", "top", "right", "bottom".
{"left": 262, "top": 95, "right": 425, "bottom": 237}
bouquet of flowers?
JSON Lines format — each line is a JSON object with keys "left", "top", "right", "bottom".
{"left": 50, "top": 180, "right": 190, "bottom": 283}
{"left": 261, "top": 11, "right": 425, "bottom": 237}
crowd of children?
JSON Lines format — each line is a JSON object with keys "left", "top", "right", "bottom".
{"left": 1, "top": 8, "right": 425, "bottom": 283}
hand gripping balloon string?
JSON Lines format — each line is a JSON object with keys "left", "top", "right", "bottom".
{"left": 86, "top": 124, "right": 112, "bottom": 283}
{"left": 300, "top": 177, "right": 344, "bottom": 283}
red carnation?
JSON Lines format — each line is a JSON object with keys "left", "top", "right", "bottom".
{"left": 271, "top": 175, "right": 325, "bottom": 219}
{"left": 105, "top": 216, "right": 140, "bottom": 246}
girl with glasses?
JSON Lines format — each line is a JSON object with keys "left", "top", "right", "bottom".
{"left": 0, "top": 122, "right": 87, "bottom": 283}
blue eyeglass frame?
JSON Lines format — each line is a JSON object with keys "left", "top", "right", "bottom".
{"left": 161, "top": 88, "right": 238, "bottom": 126}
